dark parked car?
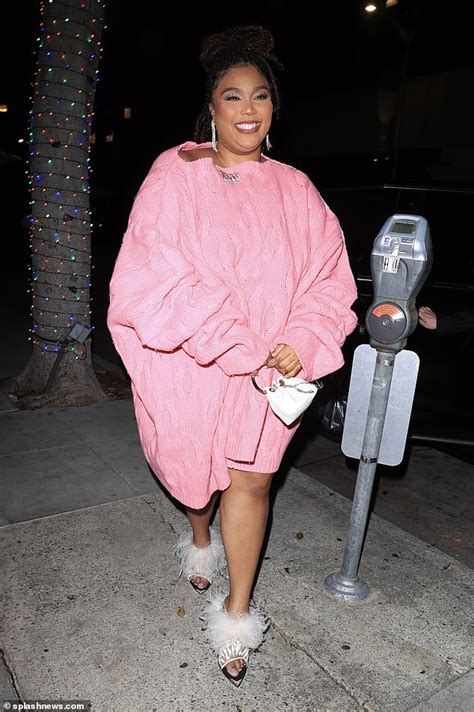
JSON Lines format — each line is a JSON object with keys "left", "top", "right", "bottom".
{"left": 314, "top": 183, "right": 474, "bottom": 462}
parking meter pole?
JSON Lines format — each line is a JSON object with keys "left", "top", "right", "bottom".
{"left": 324, "top": 349, "right": 395, "bottom": 602}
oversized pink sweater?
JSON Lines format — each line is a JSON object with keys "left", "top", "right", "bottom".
{"left": 107, "top": 142, "right": 357, "bottom": 508}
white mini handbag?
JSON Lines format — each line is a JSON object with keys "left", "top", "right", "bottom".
{"left": 251, "top": 373, "right": 322, "bottom": 426}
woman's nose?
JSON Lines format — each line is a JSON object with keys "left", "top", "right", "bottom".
{"left": 241, "top": 101, "right": 257, "bottom": 114}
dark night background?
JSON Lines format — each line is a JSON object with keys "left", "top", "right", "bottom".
{"left": 4, "top": 2, "right": 474, "bottom": 175}
{"left": 3, "top": 1, "right": 474, "bottom": 261}
{"left": 1, "top": 0, "right": 474, "bottom": 450}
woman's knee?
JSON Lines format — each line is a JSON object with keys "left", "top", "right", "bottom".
{"left": 228, "top": 468, "right": 274, "bottom": 497}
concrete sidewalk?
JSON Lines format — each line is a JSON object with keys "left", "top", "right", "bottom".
{"left": 1, "top": 399, "right": 473, "bottom": 711}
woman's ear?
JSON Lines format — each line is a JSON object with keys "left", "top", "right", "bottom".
{"left": 208, "top": 104, "right": 214, "bottom": 119}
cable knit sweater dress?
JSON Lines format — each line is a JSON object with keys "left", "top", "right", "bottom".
{"left": 107, "top": 141, "right": 357, "bottom": 508}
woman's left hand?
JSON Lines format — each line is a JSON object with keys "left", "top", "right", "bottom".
{"left": 265, "top": 344, "right": 302, "bottom": 378}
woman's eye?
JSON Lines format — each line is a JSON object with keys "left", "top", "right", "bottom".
{"left": 224, "top": 95, "right": 240, "bottom": 101}
{"left": 255, "top": 93, "right": 269, "bottom": 100}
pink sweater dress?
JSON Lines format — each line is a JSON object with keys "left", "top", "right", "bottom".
{"left": 107, "top": 141, "right": 357, "bottom": 508}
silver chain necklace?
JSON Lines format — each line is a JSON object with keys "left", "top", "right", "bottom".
{"left": 217, "top": 169, "right": 241, "bottom": 183}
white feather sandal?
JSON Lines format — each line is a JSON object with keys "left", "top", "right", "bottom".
{"left": 174, "top": 525, "right": 227, "bottom": 593}
{"left": 203, "top": 590, "right": 269, "bottom": 686}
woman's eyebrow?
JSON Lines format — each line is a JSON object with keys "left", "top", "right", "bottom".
{"left": 220, "top": 85, "right": 269, "bottom": 95}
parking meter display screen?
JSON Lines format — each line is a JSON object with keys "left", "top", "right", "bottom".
{"left": 391, "top": 221, "right": 415, "bottom": 234}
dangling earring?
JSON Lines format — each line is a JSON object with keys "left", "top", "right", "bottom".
{"left": 211, "top": 119, "right": 218, "bottom": 153}
{"left": 265, "top": 134, "right": 272, "bottom": 151}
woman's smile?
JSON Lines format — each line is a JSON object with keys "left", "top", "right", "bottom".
{"left": 234, "top": 122, "right": 261, "bottom": 133}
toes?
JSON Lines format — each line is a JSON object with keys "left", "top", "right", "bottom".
{"left": 190, "top": 575, "right": 209, "bottom": 589}
{"left": 226, "top": 659, "right": 246, "bottom": 677}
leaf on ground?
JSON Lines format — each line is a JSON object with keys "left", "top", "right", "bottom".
{"left": 443, "top": 562, "right": 453, "bottom": 571}
{"left": 296, "top": 532, "right": 304, "bottom": 540}
{"left": 177, "top": 606, "right": 186, "bottom": 617}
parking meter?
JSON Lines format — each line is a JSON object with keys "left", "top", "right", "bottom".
{"left": 325, "top": 214, "right": 433, "bottom": 604}
{"left": 366, "top": 215, "right": 433, "bottom": 350}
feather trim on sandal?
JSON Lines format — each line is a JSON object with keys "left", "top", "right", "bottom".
{"left": 174, "top": 525, "right": 226, "bottom": 591}
{"left": 203, "top": 590, "right": 269, "bottom": 685}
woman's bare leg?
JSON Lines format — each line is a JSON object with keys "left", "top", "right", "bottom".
{"left": 186, "top": 490, "right": 219, "bottom": 588}
{"left": 219, "top": 467, "right": 273, "bottom": 677}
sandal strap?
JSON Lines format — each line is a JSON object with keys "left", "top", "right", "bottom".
{"left": 186, "top": 571, "right": 211, "bottom": 584}
{"left": 218, "top": 641, "right": 250, "bottom": 670}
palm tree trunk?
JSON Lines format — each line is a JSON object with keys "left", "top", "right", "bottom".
{"left": 12, "top": 0, "right": 106, "bottom": 406}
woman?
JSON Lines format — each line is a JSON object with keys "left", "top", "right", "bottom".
{"left": 107, "top": 25, "right": 357, "bottom": 686}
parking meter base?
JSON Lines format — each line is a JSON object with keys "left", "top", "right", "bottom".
{"left": 324, "top": 571, "right": 370, "bottom": 603}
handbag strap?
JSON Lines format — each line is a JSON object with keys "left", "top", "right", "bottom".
{"left": 251, "top": 373, "right": 324, "bottom": 394}
{"left": 251, "top": 373, "right": 267, "bottom": 394}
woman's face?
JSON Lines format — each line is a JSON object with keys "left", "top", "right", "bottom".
{"left": 210, "top": 63, "right": 273, "bottom": 160}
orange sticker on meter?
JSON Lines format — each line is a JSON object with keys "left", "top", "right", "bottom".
{"left": 372, "top": 303, "right": 400, "bottom": 317}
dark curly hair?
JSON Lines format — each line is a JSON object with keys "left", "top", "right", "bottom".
{"left": 194, "top": 25, "right": 283, "bottom": 143}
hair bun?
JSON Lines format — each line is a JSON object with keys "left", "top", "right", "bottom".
{"left": 200, "top": 25, "right": 277, "bottom": 73}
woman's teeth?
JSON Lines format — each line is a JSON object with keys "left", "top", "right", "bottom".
{"left": 235, "top": 123, "right": 259, "bottom": 130}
